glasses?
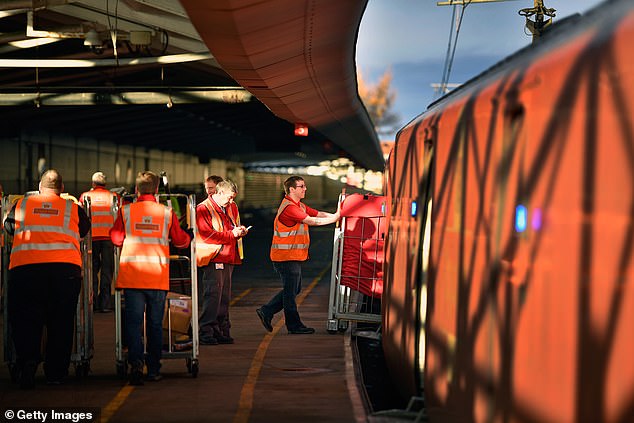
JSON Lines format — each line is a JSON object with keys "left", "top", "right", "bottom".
{"left": 294, "top": 184, "right": 306, "bottom": 189}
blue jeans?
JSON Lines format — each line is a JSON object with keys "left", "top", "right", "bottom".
{"left": 124, "top": 289, "right": 166, "bottom": 376}
{"left": 261, "top": 261, "right": 304, "bottom": 330}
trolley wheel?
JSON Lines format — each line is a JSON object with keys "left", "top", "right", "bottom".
{"left": 338, "top": 320, "right": 349, "bottom": 332}
{"left": 116, "top": 360, "right": 128, "bottom": 379}
{"left": 186, "top": 358, "right": 199, "bottom": 378}
{"left": 8, "top": 363, "right": 20, "bottom": 384}
{"left": 75, "top": 362, "right": 90, "bottom": 378}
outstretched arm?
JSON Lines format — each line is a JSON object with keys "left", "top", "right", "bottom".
{"left": 302, "top": 205, "right": 340, "bottom": 227}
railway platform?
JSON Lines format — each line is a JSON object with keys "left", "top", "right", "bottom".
{"left": 0, "top": 216, "right": 379, "bottom": 423}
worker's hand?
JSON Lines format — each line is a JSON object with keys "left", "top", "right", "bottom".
{"left": 232, "top": 226, "right": 247, "bottom": 238}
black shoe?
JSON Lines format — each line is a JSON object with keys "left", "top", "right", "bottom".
{"left": 100, "top": 308, "right": 112, "bottom": 313}
{"left": 46, "top": 378, "right": 64, "bottom": 386}
{"left": 256, "top": 308, "right": 273, "bottom": 332}
{"left": 19, "top": 361, "right": 38, "bottom": 390}
{"left": 199, "top": 336, "right": 218, "bottom": 345}
{"left": 216, "top": 335, "right": 234, "bottom": 344}
{"left": 129, "top": 367, "right": 144, "bottom": 386}
{"left": 288, "top": 326, "right": 315, "bottom": 335}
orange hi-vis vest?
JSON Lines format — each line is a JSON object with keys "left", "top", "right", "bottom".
{"left": 270, "top": 198, "right": 310, "bottom": 262}
{"left": 82, "top": 189, "right": 116, "bottom": 238}
{"left": 9, "top": 194, "right": 81, "bottom": 269}
{"left": 196, "top": 198, "right": 243, "bottom": 266}
{"left": 116, "top": 201, "right": 171, "bottom": 290}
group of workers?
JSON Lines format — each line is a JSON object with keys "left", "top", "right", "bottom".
{"left": 3, "top": 168, "right": 340, "bottom": 389}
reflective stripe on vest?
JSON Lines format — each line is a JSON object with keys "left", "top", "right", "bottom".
{"left": 9, "top": 195, "right": 81, "bottom": 268}
{"left": 270, "top": 198, "right": 310, "bottom": 262}
{"left": 115, "top": 201, "right": 171, "bottom": 290}
{"left": 83, "top": 190, "right": 116, "bottom": 238}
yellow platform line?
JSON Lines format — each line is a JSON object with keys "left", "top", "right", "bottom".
{"left": 232, "top": 265, "right": 330, "bottom": 423}
{"left": 100, "top": 385, "right": 135, "bottom": 422}
{"left": 231, "top": 288, "right": 252, "bottom": 306}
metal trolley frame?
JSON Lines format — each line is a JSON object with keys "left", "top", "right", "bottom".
{"left": 114, "top": 193, "right": 199, "bottom": 378}
{"left": 327, "top": 193, "right": 385, "bottom": 334}
{"left": 1, "top": 193, "right": 94, "bottom": 380}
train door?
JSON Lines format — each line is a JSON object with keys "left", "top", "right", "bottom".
{"left": 414, "top": 124, "right": 435, "bottom": 397}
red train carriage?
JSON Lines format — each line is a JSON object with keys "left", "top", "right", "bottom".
{"left": 382, "top": 0, "right": 634, "bottom": 421}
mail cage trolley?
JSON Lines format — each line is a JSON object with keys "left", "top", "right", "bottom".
{"left": 114, "top": 193, "right": 200, "bottom": 378}
{"left": 327, "top": 193, "right": 386, "bottom": 334}
{"left": 1, "top": 193, "right": 95, "bottom": 381}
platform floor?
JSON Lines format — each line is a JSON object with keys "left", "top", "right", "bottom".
{"left": 0, "top": 222, "right": 373, "bottom": 422}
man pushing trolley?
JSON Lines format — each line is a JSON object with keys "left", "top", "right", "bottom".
{"left": 110, "top": 171, "right": 192, "bottom": 385}
{"left": 4, "top": 169, "right": 90, "bottom": 389}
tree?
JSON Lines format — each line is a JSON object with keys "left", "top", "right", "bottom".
{"left": 357, "top": 67, "right": 401, "bottom": 138}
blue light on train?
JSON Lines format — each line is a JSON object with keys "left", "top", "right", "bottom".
{"left": 411, "top": 200, "right": 417, "bottom": 217}
{"left": 515, "top": 205, "right": 527, "bottom": 233}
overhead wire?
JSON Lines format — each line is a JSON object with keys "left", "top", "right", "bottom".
{"left": 438, "top": 0, "right": 472, "bottom": 98}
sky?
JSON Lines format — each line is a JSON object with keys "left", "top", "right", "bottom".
{"left": 356, "top": 0, "right": 605, "bottom": 140}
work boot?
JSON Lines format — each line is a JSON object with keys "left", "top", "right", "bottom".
{"left": 256, "top": 308, "right": 273, "bottom": 332}
{"left": 19, "top": 361, "right": 38, "bottom": 390}
{"left": 129, "top": 364, "right": 144, "bottom": 386}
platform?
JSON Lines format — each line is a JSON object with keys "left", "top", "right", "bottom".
{"left": 0, "top": 220, "right": 370, "bottom": 423}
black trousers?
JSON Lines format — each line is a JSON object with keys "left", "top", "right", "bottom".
{"left": 8, "top": 263, "right": 81, "bottom": 379}
{"left": 92, "top": 239, "right": 114, "bottom": 310}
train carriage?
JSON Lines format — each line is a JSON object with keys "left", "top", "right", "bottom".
{"left": 382, "top": 0, "right": 634, "bottom": 421}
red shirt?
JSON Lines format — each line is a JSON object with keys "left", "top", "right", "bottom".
{"left": 196, "top": 196, "right": 242, "bottom": 265}
{"left": 110, "top": 194, "right": 191, "bottom": 249}
{"left": 277, "top": 196, "right": 318, "bottom": 227}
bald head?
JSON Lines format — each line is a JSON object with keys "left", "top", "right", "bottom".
{"left": 40, "top": 169, "right": 64, "bottom": 194}
{"left": 92, "top": 171, "right": 107, "bottom": 187}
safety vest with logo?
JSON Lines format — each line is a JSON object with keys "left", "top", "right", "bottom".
{"left": 82, "top": 189, "right": 116, "bottom": 238}
{"left": 196, "top": 198, "right": 243, "bottom": 266}
{"left": 270, "top": 198, "right": 310, "bottom": 262}
{"left": 9, "top": 194, "right": 81, "bottom": 269}
{"left": 115, "top": 201, "right": 171, "bottom": 290}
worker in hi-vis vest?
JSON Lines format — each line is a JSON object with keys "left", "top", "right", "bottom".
{"left": 5, "top": 169, "right": 90, "bottom": 389}
{"left": 256, "top": 176, "right": 340, "bottom": 335}
{"left": 79, "top": 171, "right": 120, "bottom": 313}
{"left": 110, "top": 171, "right": 192, "bottom": 386}
{"left": 196, "top": 179, "right": 248, "bottom": 345}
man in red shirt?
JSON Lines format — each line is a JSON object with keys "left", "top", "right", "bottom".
{"left": 196, "top": 180, "right": 248, "bottom": 345}
{"left": 256, "top": 176, "right": 340, "bottom": 334}
{"left": 79, "top": 171, "right": 119, "bottom": 312}
{"left": 110, "top": 171, "right": 192, "bottom": 385}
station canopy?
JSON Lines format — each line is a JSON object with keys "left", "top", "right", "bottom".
{"left": 0, "top": 0, "right": 384, "bottom": 171}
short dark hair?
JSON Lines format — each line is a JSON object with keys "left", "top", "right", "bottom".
{"left": 283, "top": 176, "right": 304, "bottom": 194}
{"left": 136, "top": 171, "right": 159, "bottom": 194}
{"left": 205, "top": 175, "right": 223, "bottom": 184}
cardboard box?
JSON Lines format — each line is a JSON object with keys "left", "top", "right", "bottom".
{"left": 162, "top": 292, "right": 192, "bottom": 345}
